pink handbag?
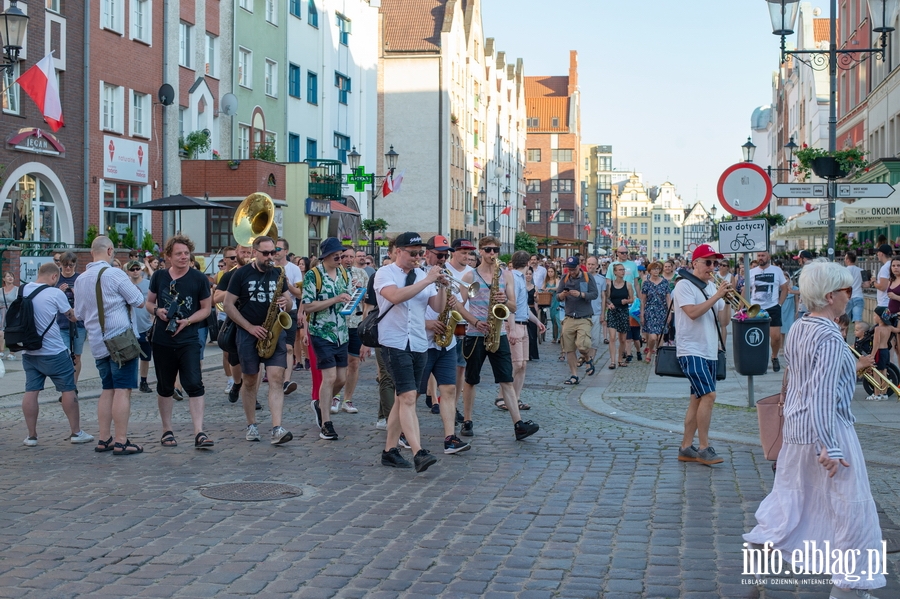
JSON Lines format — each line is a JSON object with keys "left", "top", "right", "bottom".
{"left": 756, "top": 370, "right": 788, "bottom": 461}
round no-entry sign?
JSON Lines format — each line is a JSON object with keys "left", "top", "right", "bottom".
{"left": 716, "top": 163, "right": 772, "bottom": 217}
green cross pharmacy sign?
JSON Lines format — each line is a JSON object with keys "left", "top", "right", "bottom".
{"left": 346, "top": 167, "right": 374, "bottom": 192}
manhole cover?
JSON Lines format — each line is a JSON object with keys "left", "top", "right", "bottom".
{"left": 200, "top": 483, "right": 302, "bottom": 502}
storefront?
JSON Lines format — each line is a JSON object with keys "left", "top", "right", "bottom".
{"left": 306, "top": 198, "right": 332, "bottom": 257}
{"left": 100, "top": 136, "right": 151, "bottom": 242}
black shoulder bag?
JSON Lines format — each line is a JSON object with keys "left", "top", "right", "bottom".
{"left": 358, "top": 268, "right": 416, "bottom": 348}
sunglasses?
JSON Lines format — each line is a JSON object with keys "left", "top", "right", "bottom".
{"left": 225, "top": 256, "right": 237, "bottom": 261}
{"left": 365, "top": 261, "right": 372, "bottom": 265}
{"left": 257, "top": 250, "right": 277, "bottom": 257}
{"left": 129, "top": 267, "right": 142, "bottom": 272}
{"left": 402, "top": 249, "right": 425, "bottom": 258}
{"left": 275, "top": 247, "right": 284, "bottom": 252}
{"left": 482, "top": 247, "right": 500, "bottom": 254}
{"left": 432, "top": 252, "right": 448, "bottom": 259}
{"left": 834, "top": 286, "right": 853, "bottom": 295}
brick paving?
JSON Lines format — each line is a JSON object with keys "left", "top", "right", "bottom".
{"left": 1, "top": 342, "right": 899, "bottom": 598}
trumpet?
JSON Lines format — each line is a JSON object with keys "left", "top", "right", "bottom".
{"left": 713, "top": 274, "right": 760, "bottom": 317}
{"left": 848, "top": 345, "right": 900, "bottom": 397}
{"left": 439, "top": 269, "right": 480, "bottom": 299}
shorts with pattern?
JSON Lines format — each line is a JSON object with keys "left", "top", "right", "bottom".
{"left": 677, "top": 355, "right": 717, "bottom": 398}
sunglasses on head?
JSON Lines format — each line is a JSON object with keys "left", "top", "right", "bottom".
{"left": 257, "top": 250, "right": 277, "bottom": 257}
{"left": 482, "top": 247, "right": 500, "bottom": 254}
{"left": 403, "top": 249, "right": 425, "bottom": 257}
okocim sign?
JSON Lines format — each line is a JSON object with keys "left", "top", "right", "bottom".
{"left": 837, "top": 198, "right": 900, "bottom": 225}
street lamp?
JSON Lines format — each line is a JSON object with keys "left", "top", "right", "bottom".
{"left": 766, "top": 0, "right": 897, "bottom": 259}
{"left": 345, "top": 144, "right": 400, "bottom": 256}
{"left": 0, "top": 0, "right": 28, "bottom": 75}
{"left": 743, "top": 136, "right": 798, "bottom": 213}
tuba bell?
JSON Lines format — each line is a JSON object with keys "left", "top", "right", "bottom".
{"left": 233, "top": 192, "right": 276, "bottom": 247}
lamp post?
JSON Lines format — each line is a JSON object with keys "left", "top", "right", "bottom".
{"left": 535, "top": 198, "right": 559, "bottom": 258}
{"left": 766, "top": 0, "right": 898, "bottom": 259}
{"left": 347, "top": 144, "right": 399, "bottom": 257}
{"left": 742, "top": 135, "right": 798, "bottom": 215}
{"left": 0, "top": 0, "right": 28, "bottom": 75}
{"left": 479, "top": 180, "right": 512, "bottom": 251}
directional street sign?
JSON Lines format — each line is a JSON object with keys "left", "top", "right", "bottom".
{"left": 771, "top": 183, "right": 827, "bottom": 198}
{"left": 835, "top": 183, "right": 895, "bottom": 198}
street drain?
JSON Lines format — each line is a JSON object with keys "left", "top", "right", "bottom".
{"left": 200, "top": 482, "right": 302, "bottom": 502}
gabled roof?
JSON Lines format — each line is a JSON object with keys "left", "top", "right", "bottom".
{"left": 526, "top": 97, "right": 570, "bottom": 132}
{"left": 381, "top": 0, "right": 450, "bottom": 53}
{"left": 525, "top": 76, "right": 568, "bottom": 98}
{"left": 813, "top": 18, "right": 832, "bottom": 44}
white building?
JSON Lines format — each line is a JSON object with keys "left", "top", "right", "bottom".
{"left": 649, "top": 182, "right": 684, "bottom": 259}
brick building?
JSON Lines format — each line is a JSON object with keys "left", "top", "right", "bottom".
{"left": 523, "top": 51, "right": 583, "bottom": 258}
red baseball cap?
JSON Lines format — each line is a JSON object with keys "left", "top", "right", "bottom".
{"left": 426, "top": 235, "right": 451, "bottom": 251}
{"left": 691, "top": 244, "right": 724, "bottom": 261}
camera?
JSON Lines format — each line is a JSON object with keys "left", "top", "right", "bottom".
{"left": 164, "top": 283, "right": 185, "bottom": 334}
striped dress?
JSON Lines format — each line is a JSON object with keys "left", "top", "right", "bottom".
{"left": 744, "top": 315, "right": 884, "bottom": 591}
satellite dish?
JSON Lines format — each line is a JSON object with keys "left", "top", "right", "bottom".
{"left": 202, "top": 128, "right": 211, "bottom": 137}
{"left": 158, "top": 83, "right": 175, "bottom": 106}
{"left": 221, "top": 93, "right": 238, "bottom": 116}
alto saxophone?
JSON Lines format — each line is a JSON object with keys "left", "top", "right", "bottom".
{"left": 484, "top": 261, "right": 510, "bottom": 353}
{"left": 257, "top": 267, "right": 293, "bottom": 359}
{"left": 435, "top": 285, "right": 464, "bottom": 348}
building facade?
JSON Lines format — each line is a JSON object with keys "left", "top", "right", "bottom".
{"left": 613, "top": 174, "right": 650, "bottom": 255}
{"left": 580, "top": 144, "right": 614, "bottom": 254}
{"left": 648, "top": 182, "right": 684, "bottom": 260}
{"left": 682, "top": 202, "right": 714, "bottom": 250}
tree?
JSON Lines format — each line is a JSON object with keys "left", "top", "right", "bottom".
{"left": 514, "top": 231, "right": 538, "bottom": 255}
{"left": 361, "top": 218, "right": 389, "bottom": 237}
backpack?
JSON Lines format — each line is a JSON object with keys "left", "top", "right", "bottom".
{"left": 5, "top": 284, "right": 54, "bottom": 352}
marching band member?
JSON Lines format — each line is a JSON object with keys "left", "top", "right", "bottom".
{"left": 336, "top": 247, "right": 369, "bottom": 415}
{"left": 274, "top": 238, "right": 301, "bottom": 396}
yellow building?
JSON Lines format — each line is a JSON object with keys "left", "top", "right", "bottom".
{"left": 613, "top": 174, "right": 651, "bottom": 254}
{"left": 580, "top": 144, "right": 614, "bottom": 253}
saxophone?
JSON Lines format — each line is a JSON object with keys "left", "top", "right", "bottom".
{"left": 435, "top": 284, "right": 464, "bottom": 348}
{"left": 257, "top": 267, "right": 293, "bottom": 359}
{"left": 484, "top": 262, "right": 510, "bottom": 353}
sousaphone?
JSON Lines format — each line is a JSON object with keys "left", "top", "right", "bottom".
{"left": 233, "top": 192, "right": 278, "bottom": 247}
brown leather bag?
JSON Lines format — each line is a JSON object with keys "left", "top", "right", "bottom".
{"left": 756, "top": 370, "right": 788, "bottom": 461}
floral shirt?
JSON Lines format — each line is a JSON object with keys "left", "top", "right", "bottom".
{"left": 345, "top": 266, "right": 369, "bottom": 329}
{"left": 302, "top": 264, "right": 350, "bottom": 345}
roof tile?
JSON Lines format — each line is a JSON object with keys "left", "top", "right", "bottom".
{"left": 381, "top": 0, "right": 449, "bottom": 53}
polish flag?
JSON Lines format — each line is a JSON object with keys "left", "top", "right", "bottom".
{"left": 550, "top": 208, "right": 561, "bottom": 222}
{"left": 16, "top": 53, "right": 64, "bottom": 132}
{"left": 500, "top": 205, "right": 512, "bottom": 216}
{"left": 583, "top": 223, "right": 591, "bottom": 232}
{"left": 381, "top": 172, "right": 393, "bottom": 198}
{"left": 391, "top": 171, "right": 404, "bottom": 194}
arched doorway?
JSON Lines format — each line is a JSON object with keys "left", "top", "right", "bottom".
{"left": 0, "top": 164, "right": 74, "bottom": 244}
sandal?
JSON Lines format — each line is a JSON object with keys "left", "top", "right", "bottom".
{"left": 518, "top": 401, "right": 531, "bottom": 411}
{"left": 160, "top": 430, "right": 177, "bottom": 447}
{"left": 564, "top": 375, "right": 579, "bottom": 385}
{"left": 557, "top": 355, "right": 566, "bottom": 362}
{"left": 494, "top": 397, "right": 508, "bottom": 411}
{"left": 608, "top": 364, "right": 616, "bottom": 370}
{"left": 644, "top": 351, "right": 653, "bottom": 364}
{"left": 113, "top": 439, "right": 143, "bottom": 456}
{"left": 585, "top": 359, "right": 596, "bottom": 376}
{"left": 94, "top": 437, "right": 114, "bottom": 453}
{"left": 576, "top": 356, "right": 585, "bottom": 367}
{"left": 194, "top": 432, "right": 214, "bottom": 449}
{"left": 618, "top": 361, "right": 628, "bottom": 368}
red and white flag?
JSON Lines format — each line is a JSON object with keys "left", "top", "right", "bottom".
{"left": 500, "top": 205, "right": 512, "bottom": 216}
{"left": 16, "top": 53, "right": 64, "bottom": 132}
{"left": 391, "top": 171, "right": 404, "bottom": 194}
{"left": 381, "top": 172, "right": 393, "bottom": 198}
{"left": 549, "top": 208, "right": 561, "bottom": 222}
{"left": 583, "top": 223, "right": 591, "bottom": 232}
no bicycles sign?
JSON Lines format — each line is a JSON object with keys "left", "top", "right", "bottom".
{"left": 718, "top": 219, "right": 769, "bottom": 254}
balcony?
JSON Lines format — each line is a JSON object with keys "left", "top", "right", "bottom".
{"left": 306, "top": 159, "right": 344, "bottom": 201}
{"left": 181, "top": 159, "right": 286, "bottom": 201}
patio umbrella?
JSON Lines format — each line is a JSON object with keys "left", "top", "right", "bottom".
{"left": 130, "top": 194, "right": 233, "bottom": 239}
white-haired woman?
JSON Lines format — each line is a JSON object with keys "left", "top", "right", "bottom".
{"left": 744, "top": 261, "right": 884, "bottom": 599}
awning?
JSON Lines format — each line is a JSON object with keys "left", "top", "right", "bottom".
{"left": 836, "top": 197, "right": 900, "bottom": 226}
{"left": 331, "top": 200, "right": 360, "bottom": 215}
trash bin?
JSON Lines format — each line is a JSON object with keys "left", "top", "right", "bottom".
{"left": 732, "top": 316, "right": 771, "bottom": 376}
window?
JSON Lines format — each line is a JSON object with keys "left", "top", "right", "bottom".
{"left": 132, "top": 0, "right": 151, "bottom": 42}
{"left": 526, "top": 149, "right": 541, "bottom": 162}
{"left": 598, "top": 174, "right": 611, "bottom": 188}
{"left": 265, "top": 132, "right": 277, "bottom": 160}
{"left": 288, "top": 63, "right": 301, "bottom": 98}
{"left": 238, "top": 47, "right": 252, "bottom": 88}
{"left": 307, "top": 71, "right": 318, "bottom": 104}
{"left": 526, "top": 210, "right": 541, "bottom": 223}
{"left": 551, "top": 117, "right": 559, "bottom": 128}
{"left": 334, "top": 133, "right": 350, "bottom": 163}
{"left": 205, "top": 33, "right": 218, "bottom": 77}
{"left": 131, "top": 91, "right": 150, "bottom": 137}
{"left": 653, "top": 214, "right": 660, "bottom": 222}
{"left": 674, "top": 240, "right": 680, "bottom": 248}
{"left": 102, "top": 0, "right": 124, "bottom": 32}
{"left": 630, "top": 206, "right": 637, "bottom": 216}
{"left": 526, "top": 179, "right": 541, "bottom": 193}
{"left": 664, "top": 227, "right": 670, "bottom": 235}
{"left": 178, "top": 106, "right": 185, "bottom": 136}
{"left": 103, "top": 183, "right": 146, "bottom": 243}
{"left": 630, "top": 223, "right": 637, "bottom": 235}
{"left": 239, "top": 0, "right": 251, "bottom": 11}
{"left": 238, "top": 125, "right": 250, "bottom": 159}
{"left": 664, "top": 240, "right": 670, "bottom": 248}
{"left": 674, "top": 227, "right": 680, "bottom": 234}
{"left": 337, "top": 13, "right": 351, "bottom": 44}
{"left": 664, "top": 214, "right": 671, "bottom": 222}
{"left": 265, "top": 59, "right": 277, "bottom": 97}
{"left": 289, "top": 134, "right": 301, "bottom": 162}
{"left": 208, "top": 208, "right": 237, "bottom": 250}
{"left": 306, "top": 138, "right": 317, "bottom": 161}
{"left": 599, "top": 156, "right": 611, "bottom": 170}
{"left": 335, "top": 72, "right": 350, "bottom": 104}
{"left": 641, "top": 223, "right": 647, "bottom": 235}
{"left": 526, "top": 117, "right": 539, "bottom": 128}
{"left": 290, "top": 0, "right": 302, "bottom": 18}
{"left": 556, "top": 210, "right": 573, "bottom": 223}
{"left": 550, "top": 179, "right": 573, "bottom": 193}
{"left": 266, "top": 0, "right": 277, "bottom": 23}
{"left": 551, "top": 149, "right": 573, "bottom": 162}
{"left": 620, "top": 224, "right": 627, "bottom": 235}
{"left": 654, "top": 240, "right": 660, "bottom": 248}
{"left": 308, "top": 0, "right": 318, "bottom": 27}
{"left": 179, "top": 22, "right": 192, "bottom": 67}
{"left": 47, "top": 0, "right": 60, "bottom": 12}
{"left": 640, "top": 207, "right": 648, "bottom": 217}
{"left": 101, "top": 82, "right": 123, "bottom": 132}
{"left": 2, "top": 64, "right": 19, "bottom": 114}
{"left": 675, "top": 213, "right": 681, "bottom": 222}
{"left": 653, "top": 227, "right": 660, "bottom": 235}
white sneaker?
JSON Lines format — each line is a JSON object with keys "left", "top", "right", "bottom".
{"left": 70, "top": 431, "right": 94, "bottom": 444}
{"left": 7, "top": 353, "right": 14, "bottom": 360}
{"left": 341, "top": 400, "right": 358, "bottom": 414}
{"left": 225, "top": 380, "right": 234, "bottom": 394}
{"left": 270, "top": 426, "right": 293, "bottom": 445}
{"left": 23, "top": 436, "right": 37, "bottom": 447}
{"left": 876, "top": 394, "right": 888, "bottom": 402}
{"left": 245, "top": 423, "right": 260, "bottom": 442}
{"left": 866, "top": 394, "right": 879, "bottom": 401}
{"left": 375, "top": 418, "right": 387, "bottom": 429}
{"left": 330, "top": 396, "right": 341, "bottom": 414}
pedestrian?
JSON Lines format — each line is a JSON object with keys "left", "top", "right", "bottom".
{"left": 336, "top": 246, "right": 369, "bottom": 414}
{"left": 0, "top": 270, "right": 18, "bottom": 359}
{"left": 445, "top": 238, "right": 475, "bottom": 421}
{"left": 744, "top": 261, "right": 885, "bottom": 599}
{"left": 125, "top": 260, "right": 154, "bottom": 393}
{"left": 214, "top": 247, "right": 244, "bottom": 401}
{"left": 530, "top": 254, "right": 547, "bottom": 290}
{"left": 74, "top": 236, "right": 146, "bottom": 455}
{"left": 145, "top": 235, "right": 214, "bottom": 449}
{"left": 525, "top": 267, "right": 540, "bottom": 360}
{"left": 375, "top": 232, "right": 445, "bottom": 471}
{"left": 673, "top": 244, "right": 730, "bottom": 466}
{"left": 605, "top": 263, "right": 634, "bottom": 369}
{"left": 55, "top": 252, "right": 86, "bottom": 392}
{"left": 748, "top": 251, "right": 789, "bottom": 372}
{"left": 273, "top": 238, "right": 301, "bottom": 396}
{"left": 223, "top": 236, "right": 295, "bottom": 445}
{"left": 302, "top": 237, "right": 352, "bottom": 440}
{"left": 293, "top": 255, "right": 311, "bottom": 371}
{"left": 504, "top": 251, "right": 544, "bottom": 406}
{"left": 843, "top": 251, "right": 865, "bottom": 325}
{"left": 20, "top": 262, "right": 94, "bottom": 447}
{"left": 366, "top": 241, "right": 396, "bottom": 430}
{"left": 545, "top": 266, "right": 561, "bottom": 344}
{"left": 640, "top": 261, "right": 670, "bottom": 364}
{"left": 867, "top": 310, "right": 900, "bottom": 401}
{"left": 585, "top": 256, "right": 606, "bottom": 365}
{"left": 557, "top": 255, "right": 597, "bottom": 384}
{"left": 607, "top": 245, "right": 639, "bottom": 288}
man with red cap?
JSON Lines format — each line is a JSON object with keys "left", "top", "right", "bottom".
{"left": 673, "top": 243, "right": 731, "bottom": 466}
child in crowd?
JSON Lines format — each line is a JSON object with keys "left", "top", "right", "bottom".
{"left": 836, "top": 313, "right": 850, "bottom": 341}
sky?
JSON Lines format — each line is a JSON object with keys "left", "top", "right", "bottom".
{"left": 480, "top": 0, "right": 801, "bottom": 210}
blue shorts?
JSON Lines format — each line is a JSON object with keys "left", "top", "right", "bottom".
{"left": 59, "top": 325, "right": 86, "bottom": 355}
{"left": 455, "top": 340, "right": 466, "bottom": 367}
{"left": 96, "top": 354, "right": 139, "bottom": 390}
{"left": 236, "top": 327, "right": 287, "bottom": 376}
{"left": 23, "top": 350, "right": 76, "bottom": 392}
{"left": 418, "top": 346, "right": 458, "bottom": 394}
{"left": 626, "top": 326, "right": 641, "bottom": 341}
{"left": 309, "top": 335, "right": 348, "bottom": 370}
{"left": 382, "top": 346, "right": 427, "bottom": 395}
{"left": 846, "top": 297, "right": 864, "bottom": 322}
{"left": 678, "top": 355, "right": 717, "bottom": 398}
{"left": 347, "top": 327, "right": 362, "bottom": 357}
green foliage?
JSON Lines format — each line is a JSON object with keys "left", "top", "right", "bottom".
{"left": 122, "top": 227, "right": 136, "bottom": 249}
{"left": 793, "top": 144, "right": 869, "bottom": 181}
{"left": 514, "top": 231, "right": 538, "bottom": 255}
{"left": 106, "top": 226, "right": 121, "bottom": 247}
{"left": 764, "top": 213, "right": 785, "bottom": 228}
{"left": 499, "top": 253, "right": 512, "bottom": 264}
{"left": 251, "top": 143, "right": 277, "bottom": 162}
{"left": 179, "top": 130, "right": 212, "bottom": 159}
{"left": 141, "top": 231, "right": 155, "bottom": 252}
{"left": 85, "top": 225, "right": 99, "bottom": 248}
{"left": 361, "top": 218, "right": 389, "bottom": 234}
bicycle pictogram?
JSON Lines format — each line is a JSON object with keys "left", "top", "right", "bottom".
{"left": 730, "top": 234, "right": 756, "bottom": 251}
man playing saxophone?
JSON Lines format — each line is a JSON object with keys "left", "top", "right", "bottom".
{"left": 224, "top": 235, "right": 294, "bottom": 445}
{"left": 459, "top": 236, "right": 540, "bottom": 441}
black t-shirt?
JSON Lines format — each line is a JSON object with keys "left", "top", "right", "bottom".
{"left": 226, "top": 263, "right": 280, "bottom": 326}
{"left": 149, "top": 268, "right": 211, "bottom": 347}
{"left": 56, "top": 272, "right": 84, "bottom": 329}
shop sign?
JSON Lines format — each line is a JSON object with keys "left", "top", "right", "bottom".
{"left": 306, "top": 198, "right": 332, "bottom": 217}
{"left": 104, "top": 136, "right": 148, "bottom": 183}
{"left": 6, "top": 128, "right": 65, "bottom": 157}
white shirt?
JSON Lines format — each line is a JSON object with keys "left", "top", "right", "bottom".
{"left": 748, "top": 265, "right": 787, "bottom": 309}
{"left": 590, "top": 273, "right": 606, "bottom": 316}
{"left": 877, "top": 261, "right": 891, "bottom": 307}
{"left": 672, "top": 278, "right": 725, "bottom": 361}
{"left": 74, "top": 261, "right": 145, "bottom": 359}
{"left": 374, "top": 263, "right": 437, "bottom": 353}
{"left": 23, "top": 283, "right": 71, "bottom": 357}
{"left": 445, "top": 261, "right": 473, "bottom": 308}
{"left": 846, "top": 264, "right": 864, "bottom": 300}
{"left": 281, "top": 261, "right": 303, "bottom": 310}
{"left": 532, "top": 264, "right": 547, "bottom": 290}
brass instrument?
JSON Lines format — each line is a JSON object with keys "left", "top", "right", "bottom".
{"left": 484, "top": 262, "right": 510, "bottom": 353}
{"left": 713, "top": 273, "right": 760, "bottom": 317}
{"left": 440, "top": 268, "right": 480, "bottom": 299}
{"left": 435, "top": 285, "right": 464, "bottom": 348}
{"left": 849, "top": 345, "right": 900, "bottom": 397}
{"left": 257, "top": 266, "right": 292, "bottom": 359}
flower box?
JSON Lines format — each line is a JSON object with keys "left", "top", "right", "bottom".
{"left": 810, "top": 157, "right": 849, "bottom": 180}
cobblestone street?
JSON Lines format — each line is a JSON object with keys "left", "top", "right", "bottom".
{"left": 1, "top": 343, "right": 899, "bottom": 598}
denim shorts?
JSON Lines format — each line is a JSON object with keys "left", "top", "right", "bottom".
{"left": 23, "top": 350, "right": 76, "bottom": 392}
{"left": 418, "top": 346, "right": 457, "bottom": 394}
{"left": 59, "top": 325, "right": 86, "bottom": 355}
{"left": 455, "top": 340, "right": 466, "bottom": 367}
{"left": 236, "top": 327, "right": 286, "bottom": 376}
{"left": 846, "top": 296, "right": 864, "bottom": 322}
{"left": 310, "top": 335, "right": 348, "bottom": 370}
{"left": 96, "top": 354, "right": 139, "bottom": 390}
{"left": 382, "top": 345, "right": 427, "bottom": 395}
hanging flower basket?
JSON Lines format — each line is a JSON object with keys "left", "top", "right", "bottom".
{"left": 375, "top": 240, "right": 389, "bottom": 247}
{"left": 793, "top": 144, "right": 868, "bottom": 181}
{"left": 810, "top": 157, "right": 849, "bottom": 180}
